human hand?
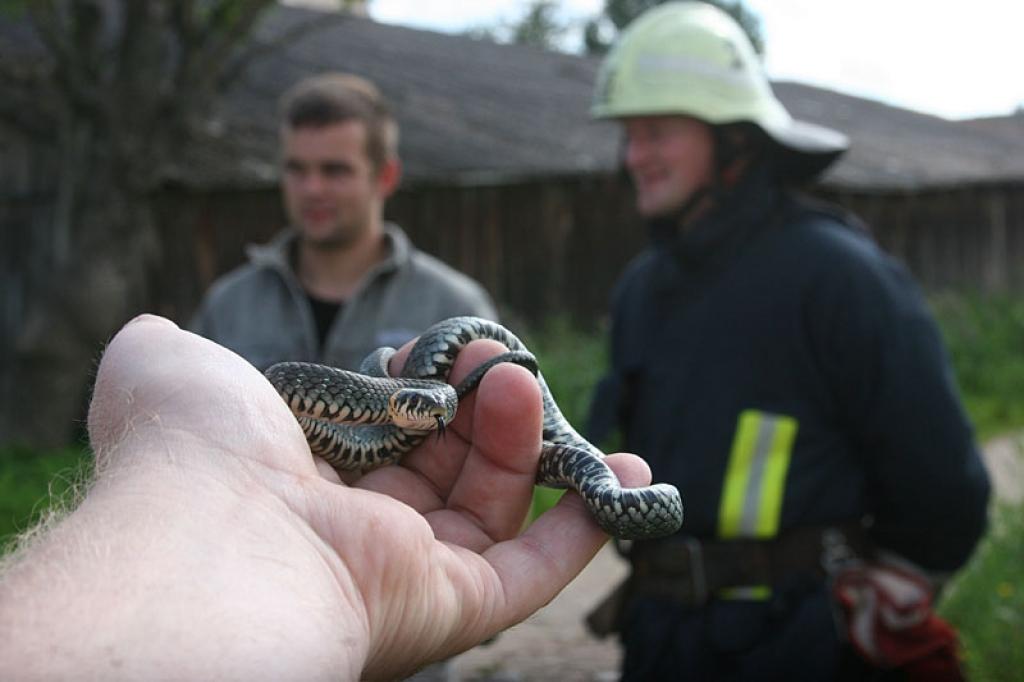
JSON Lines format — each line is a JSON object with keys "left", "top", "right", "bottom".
{"left": 0, "top": 315, "right": 651, "bottom": 681}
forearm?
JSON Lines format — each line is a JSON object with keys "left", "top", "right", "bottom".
{"left": 0, "top": 314, "right": 628, "bottom": 681}
{"left": 0, "top": 457, "right": 367, "bottom": 681}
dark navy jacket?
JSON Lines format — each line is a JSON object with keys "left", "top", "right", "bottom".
{"left": 588, "top": 170, "right": 990, "bottom": 679}
{"left": 590, "top": 172, "right": 990, "bottom": 571}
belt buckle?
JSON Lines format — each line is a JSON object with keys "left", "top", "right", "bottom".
{"left": 820, "top": 527, "right": 858, "bottom": 576}
{"left": 683, "top": 537, "right": 708, "bottom": 605}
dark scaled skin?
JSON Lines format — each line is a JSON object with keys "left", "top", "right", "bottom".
{"left": 267, "top": 316, "right": 684, "bottom": 540}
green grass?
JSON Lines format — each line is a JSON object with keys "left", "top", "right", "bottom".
{"left": 0, "top": 445, "right": 91, "bottom": 551}
{"left": 932, "top": 293, "right": 1024, "bottom": 439}
{"left": 938, "top": 503, "right": 1024, "bottom": 682}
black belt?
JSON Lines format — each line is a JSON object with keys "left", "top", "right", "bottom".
{"left": 629, "top": 524, "right": 872, "bottom": 605}
{"left": 586, "top": 524, "right": 871, "bottom": 637}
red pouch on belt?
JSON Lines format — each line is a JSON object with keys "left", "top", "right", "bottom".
{"left": 831, "top": 557, "right": 965, "bottom": 681}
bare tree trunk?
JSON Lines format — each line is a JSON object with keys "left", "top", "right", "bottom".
{"left": 12, "top": 181, "right": 161, "bottom": 447}
{"left": 1, "top": 0, "right": 322, "bottom": 447}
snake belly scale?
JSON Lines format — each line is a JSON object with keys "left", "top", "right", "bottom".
{"left": 265, "top": 316, "right": 684, "bottom": 540}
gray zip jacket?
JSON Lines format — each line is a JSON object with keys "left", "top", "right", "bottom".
{"left": 190, "top": 224, "right": 498, "bottom": 371}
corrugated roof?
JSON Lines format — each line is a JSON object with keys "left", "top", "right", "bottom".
{"left": 778, "top": 83, "right": 1024, "bottom": 190}
{"left": 963, "top": 112, "right": 1024, "bottom": 139}
{"left": 184, "top": 6, "right": 615, "bottom": 188}
{"left": 6, "top": 5, "right": 1024, "bottom": 191}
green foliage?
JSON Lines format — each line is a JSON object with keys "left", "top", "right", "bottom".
{"left": 930, "top": 294, "right": 1024, "bottom": 439}
{"left": 584, "top": 0, "right": 765, "bottom": 56}
{"left": 510, "top": 0, "right": 568, "bottom": 51}
{"left": 520, "top": 316, "right": 610, "bottom": 519}
{"left": 521, "top": 315, "right": 609, "bottom": 433}
{"left": 0, "top": 445, "right": 91, "bottom": 551}
{"left": 466, "top": 0, "right": 763, "bottom": 56}
{"left": 464, "top": 0, "right": 570, "bottom": 51}
{"left": 0, "top": 0, "right": 26, "bottom": 18}
{"left": 938, "top": 502, "right": 1024, "bottom": 682}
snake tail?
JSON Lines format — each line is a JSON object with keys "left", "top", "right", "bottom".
{"left": 538, "top": 442, "right": 684, "bottom": 540}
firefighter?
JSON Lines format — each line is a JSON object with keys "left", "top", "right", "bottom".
{"left": 585, "top": 3, "right": 990, "bottom": 680}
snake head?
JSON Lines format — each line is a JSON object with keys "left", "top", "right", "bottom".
{"left": 388, "top": 385, "right": 458, "bottom": 431}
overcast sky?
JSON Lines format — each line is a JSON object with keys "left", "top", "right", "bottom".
{"left": 364, "top": 0, "right": 1024, "bottom": 121}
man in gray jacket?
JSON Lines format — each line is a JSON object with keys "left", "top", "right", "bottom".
{"left": 191, "top": 73, "right": 497, "bottom": 371}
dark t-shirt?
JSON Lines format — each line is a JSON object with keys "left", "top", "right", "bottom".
{"left": 306, "top": 293, "right": 343, "bottom": 352}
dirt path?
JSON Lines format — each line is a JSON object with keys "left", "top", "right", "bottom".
{"left": 450, "top": 542, "right": 627, "bottom": 682}
{"left": 980, "top": 432, "right": 1024, "bottom": 504}
{"left": 445, "top": 436, "right": 1023, "bottom": 682}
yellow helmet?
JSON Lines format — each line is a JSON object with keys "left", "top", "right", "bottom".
{"left": 593, "top": 1, "right": 847, "bottom": 179}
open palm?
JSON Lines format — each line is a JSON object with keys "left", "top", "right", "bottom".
{"left": 85, "top": 315, "right": 649, "bottom": 680}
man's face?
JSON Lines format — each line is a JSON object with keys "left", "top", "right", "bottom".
{"left": 280, "top": 120, "right": 398, "bottom": 249}
{"left": 622, "top": 116, "right": 715, "bottom": 218}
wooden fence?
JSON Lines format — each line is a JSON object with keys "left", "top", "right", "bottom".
{"left": 829, "top": 184, "right": 1024, "bottom": 293}
{"left": 152, "top": 174, "right": 647, "bottom": 329}
{"left": 152, "top": 176, "right": 1024, "bottom": 330}
{"left": 4, "top": 172, "right": 1024, "bottom": 445}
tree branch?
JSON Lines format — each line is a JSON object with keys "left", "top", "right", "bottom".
{"left": 191, "top": 0, "right": 274, "bottom": 91}
{"left": 151, "top": 0, "right": 273, "bottom": 140}
{"left": 0, "top": 22, "right": 59, "bottom": 137}
{"left": 27, "top": 0, "right": 112, "bottom": 123}
{"left": 216, "top": 9, "right": 350, "bottom": 93}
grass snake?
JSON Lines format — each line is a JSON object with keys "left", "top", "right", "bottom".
{"left": 265, "top": 316, "right": 684, "bottom": 540}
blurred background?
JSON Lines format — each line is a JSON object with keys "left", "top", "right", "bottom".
{"left": 1, "top": 2, "right": 1021, "bottom": 680}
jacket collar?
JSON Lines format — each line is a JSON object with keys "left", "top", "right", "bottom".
{"left": 647, "top": 164, "right": 786, "bottom": 274}
{"left": 246, "top": 222, "right": 413, "bottom": 278}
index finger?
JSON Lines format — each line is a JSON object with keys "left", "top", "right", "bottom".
{"left": 427, "top": 359, "right": 543, "bottom": 548}
{"left": 354, "top": 340, "right": 540, "bottom": 535}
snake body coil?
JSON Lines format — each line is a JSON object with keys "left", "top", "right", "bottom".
{"left": 266, "top": 316, "right": 684, "bottom": 540}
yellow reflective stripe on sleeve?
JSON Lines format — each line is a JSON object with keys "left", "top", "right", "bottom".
{"left": 717, "top": 410, "right": 762, "bottom": 538}
{"left": 719, "top": 585, "right": 772, "bottom": 601}
{"left": 718, "top": 409, "right": 798, "bottom": 539}
{"left": 716, "top": 409, "right": 798, "bottom": 601}
{"left": 756, "top": 416, "right": 798, "bottom": 537}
